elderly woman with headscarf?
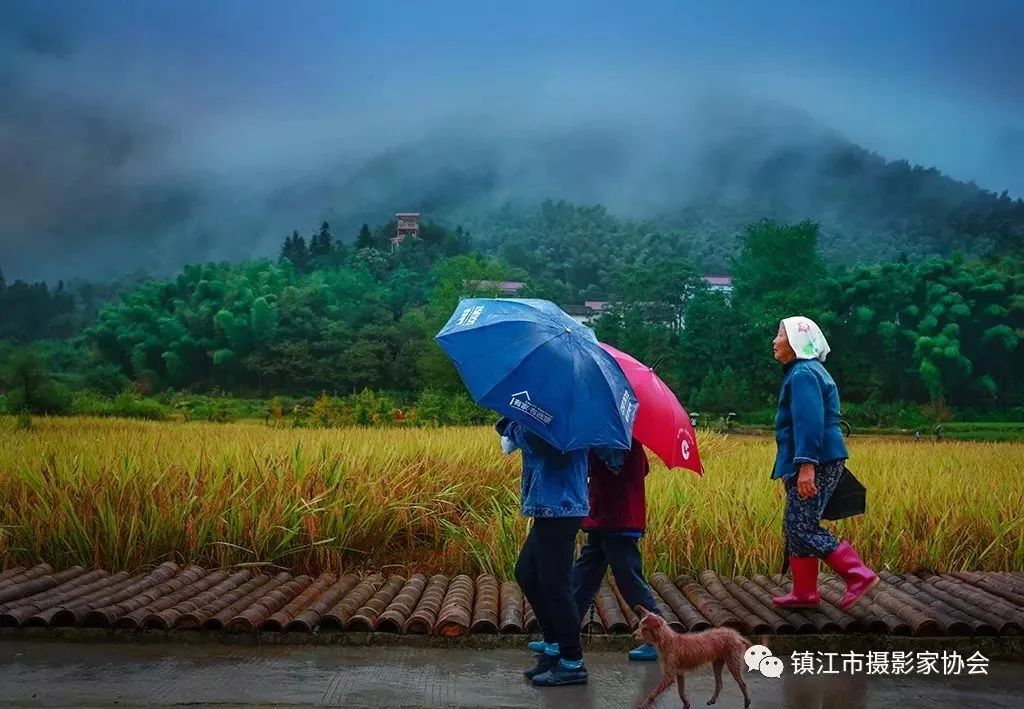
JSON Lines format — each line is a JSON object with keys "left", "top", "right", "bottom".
{"left": 769, "top": 316, "right": 878, "bottom": 610}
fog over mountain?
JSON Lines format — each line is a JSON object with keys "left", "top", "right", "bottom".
{"left": 2, "top": 1, "right": 1022, "bottom": 282}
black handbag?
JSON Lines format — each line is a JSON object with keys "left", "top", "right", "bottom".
{"left": 823, "top": 466, "right": 866, "bottom": 521}
{"left": 780, "top": 466, "right": 866, "bottom": 574}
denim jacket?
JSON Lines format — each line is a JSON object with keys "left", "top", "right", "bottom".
{"left": 496, "top": 418, "right": 590, "bottom": 518}
{"left": 772, "top": 359, "right": 848, "bottom": 480}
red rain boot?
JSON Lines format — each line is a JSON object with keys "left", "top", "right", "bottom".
{"left": 772, "top": 556, "right": 820, "bottom": 608}
{"left": 824, "top": 541, "right": 879, "bottom": 610}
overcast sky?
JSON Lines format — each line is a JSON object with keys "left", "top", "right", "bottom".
{"left": 2, "top": 1, "right": 1022, "bottom": 281}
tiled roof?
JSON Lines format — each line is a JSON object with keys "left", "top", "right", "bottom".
{"left": 2, "top": 563, "right": 1023, "bottom": 637}
{"left": 466, "top": 280, "right": 526, "bottom": 295}
{"left": 704, "top": 275, "right": 732, "bottom": 287}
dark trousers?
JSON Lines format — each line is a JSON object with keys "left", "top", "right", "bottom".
{"left": 571, "top": 531, "right": 659, "bottom": 621}
{"left": 514, "top": 516, "right": 584, "bottom": 661}
{"left": 783, "top": 459, "right": 845, "bottom": 557}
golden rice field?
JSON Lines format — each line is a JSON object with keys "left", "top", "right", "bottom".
{"left": 2, "top": 416, "right": 1022, "bottom": 579}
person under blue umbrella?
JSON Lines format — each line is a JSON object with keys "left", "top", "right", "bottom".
{"left": 497, "top": 417, "right": 593, "bottom": 686}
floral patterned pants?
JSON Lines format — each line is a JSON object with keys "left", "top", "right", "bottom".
{"left": 783, "top": 459, "right": 846, "bottom": 557}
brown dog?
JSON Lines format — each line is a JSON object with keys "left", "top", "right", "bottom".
{"left": 633, "top": 606, "right": 751, "bottom": 709}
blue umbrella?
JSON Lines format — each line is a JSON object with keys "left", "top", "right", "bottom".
{"left": 435, "top": 298, "right": 638, "bottom": 451}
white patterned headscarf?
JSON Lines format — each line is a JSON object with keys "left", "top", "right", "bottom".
{"left": 782, "top": 316, "right": 831, "bottom": 363}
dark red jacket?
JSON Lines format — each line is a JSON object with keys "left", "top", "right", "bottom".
{"left": 582, "top": 439, "right": 649, "bottom": 533}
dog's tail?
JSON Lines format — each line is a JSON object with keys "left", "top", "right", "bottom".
{"left": 732, "top": 632, "right": 759, "bottom": 654}
{"left": 734, "top": 633, "right": 758, "bottom": 653}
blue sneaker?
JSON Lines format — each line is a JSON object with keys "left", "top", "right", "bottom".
{"left": 527, "top": 640, "right": 558, "bottom": 655}
{"left": 523, "top": 652, "right": 559, "bottom": 679}
{"left": 532, "top": 658, "right": 588, "bottom": 686}
{"left": 628, "top": 643, "right": 658, "bottom": 662}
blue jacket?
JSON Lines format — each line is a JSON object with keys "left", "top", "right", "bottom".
{"left": 772, "top": 359, "right": 848, "bottom": 480}
{"left": 496, "top": 418, "right": 590, "bottom": 518}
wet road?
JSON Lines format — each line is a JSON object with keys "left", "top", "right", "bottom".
{"left": 0, "top": 641, "right": 1021, "bottom": 708}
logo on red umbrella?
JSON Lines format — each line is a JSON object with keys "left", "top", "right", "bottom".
{"left": 678, "top": 429, "right": 694, "bottom": 460}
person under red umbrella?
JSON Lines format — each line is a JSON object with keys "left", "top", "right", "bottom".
{"left": 570, "top": 438, "right": 663, "bottom": 661}
{"left": 555, "top": 343, "right": 703, "bottom": 663}
{"left": 524, "top": 438, "right": 658, "bottom": 662}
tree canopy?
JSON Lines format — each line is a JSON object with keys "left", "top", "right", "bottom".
{"left": 2, "top": 212, "right": 1022, "bottom": 420}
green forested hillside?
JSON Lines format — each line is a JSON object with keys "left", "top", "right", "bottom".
{"left": 3, "top": 217, "right": 1022, "bottom": 424}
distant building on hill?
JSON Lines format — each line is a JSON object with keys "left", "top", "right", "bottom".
{"left": 565, "top": 275, "right": 732, "bottom": 325}
{"left": 704, "top": 274, "right": 733, "bottom": 294}
{"left": 466, "top": 280, "right": 526, "bottom": 296}
{"left": 558, "top": 300, "right": 608, "bottom": 324}
{"left": 563, "top": 303, "right": 594, "bottom": 323}
{"left": 390, "top": 212, "right": 421, "bottom": 251}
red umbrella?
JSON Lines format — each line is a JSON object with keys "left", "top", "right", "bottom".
{"left": 599, "top": 343, "right": 703, "bottom": 475}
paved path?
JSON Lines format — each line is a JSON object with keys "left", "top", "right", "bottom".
{"left": 0, "top": 641, "right": 1021, "bottom": 708}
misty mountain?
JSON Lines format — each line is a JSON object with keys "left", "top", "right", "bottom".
{"left": 4, "top": 2, "right": 1024, "bottom": 284}
{"left": 3, "top": 89, "right": 1021, "bottom": 283}
{"left": 308, "top": 99, "right": 1022, "bottom": 272}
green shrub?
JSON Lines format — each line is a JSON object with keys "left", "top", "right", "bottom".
{"left": 445, "top": 391, "right": 494, "bottom": 425}
{"left": 268, "top": 396, "right": 284, "bottom": 426}
{"left": 70, "top": 391, "right": 167, "bottom": 420}
{"left": 413, "top": 389, "right": 494, "bottom": 426}
{"left": 2, "top": 347, "right": 71, "bottom": 414}
{"left": 108, "top": 392, "right": 167, "bottom": 420}
{"left": 413, "top": 389, "right": 446, "bottom": 425}
{"left": 5, "top": 379, "right": 71, "bottom": 415}
{"left": 690, "top": 367, "right": 751, "bottom": 415}
{"left": 205, "top": 398, "right": 235, "bottom": 423}
{"left": 347, "top": 389, "right": 396, "bottom": 427}
{"left": 290, "top": 403, "right": 309, "bottom": 428}
{"left": 82, "top": 363, "right": 130, "bottom": 397}
{"left": 310, "top": 392, "right": 348, "bottom": 427}
{"left": 70, "top": 391, "right": 110, "bottom": 416}
{"left": 173, "top": 394, "right": 237, "bottom": 423}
